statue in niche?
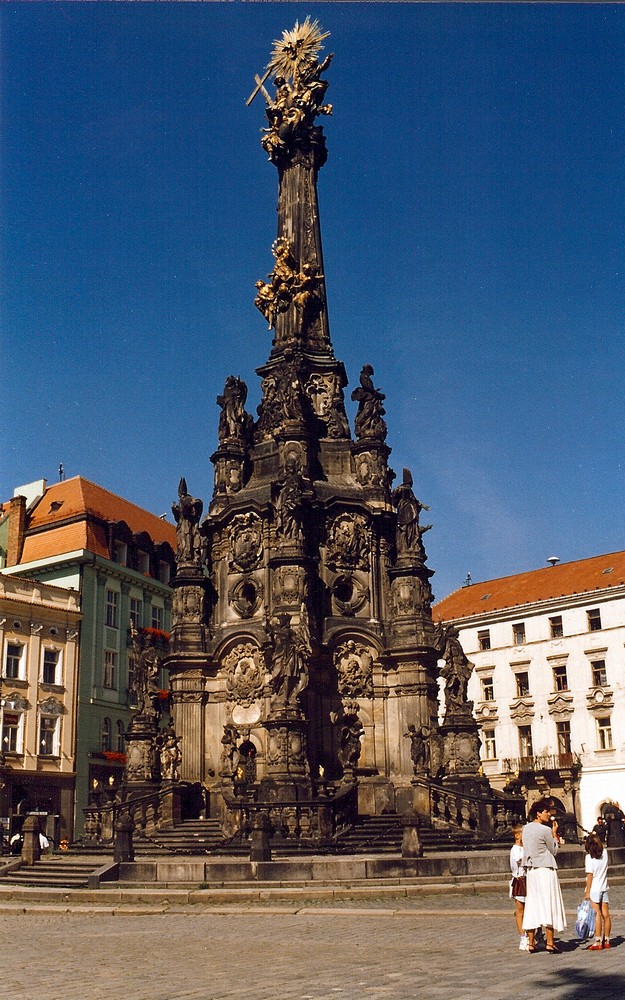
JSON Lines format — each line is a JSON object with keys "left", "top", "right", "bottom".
{"left": 275, "top": 353, "right": 306, "bottom": 423}
{"left": 158, "top": 722, "right": 182, "bottom": 781}
{"left": 273, "top": 456, "right": 313, "bottom": 543}
{"left": 217, "top": 375, "right": 251, "bottom": 445}
{"left": 326, "top": 512, "right": 370, "bottom": 570}
{"left": 405, "top": 723, "right": 430, "bottom": 775}
{"left": 351, "top": 364, "right": 387, "bottom": 442}
{"left": 392, "top": 469, "right": 432, "bottom": 561}
{"left": 440, "top": 625, "right": 475, "bottom": 715}
{"left": 172, "top": 478, "right": 203, "bottom": 565}
{"left": 265, "top": 607, "right": 311, "bottom": 712}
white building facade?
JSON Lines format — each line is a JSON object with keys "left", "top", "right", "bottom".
{"left": 434, "top": 551, "right": 625, "bottom": 833}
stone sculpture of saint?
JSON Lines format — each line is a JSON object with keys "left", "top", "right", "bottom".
{"left": 172, "top": 477, "right": 204, "bottom": 565}
{"left": 266, "top": 608, "right": 311, "bottom": 712}
{"left": 392, "top": 468, "right": 432, "bottom": 561}
{"left": 405, "top": 723, "right": 430, "bottom": 774}
{"left": 440, "top": 625, "right": 475, "bottom": 715}
{"left": 217, "top": 375, "right": 250, "bottom": 444}
{"left": 351, "top": 364, "right": 387, "bottom": 442}
{"left": 274, "top": 457, "right": 313, "bottom": 543}
{"left": 339, "top": 715, "right": 363, "bottom": 771}
{"left": 158, "top": 723, "right": 182, "bottom": 782}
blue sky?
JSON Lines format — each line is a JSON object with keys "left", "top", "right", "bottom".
{"left": 2, "top": 3, "right": 624, "bottom": 601}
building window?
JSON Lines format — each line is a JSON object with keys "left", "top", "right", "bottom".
{"left": 597, "top": 717, "right": 613, "bottom": 751}
{"left": 114, "top": 541, "right": 127, "bottom": 566}
{"left": 549, "top": 615, "right": 563, "bottom": 639}
{"left": 129, "top": 597, "right": 143, "bottom": 630}
{"left": 101, "top": 717, "right": 112, "bottom": 752}
{"left": 477, "top": 629, "right": 491, "bottom": 651}
{"left": 515, "top": 671, "right": 530, "bottom": 697}
{"left": 106, "top": 589, "right": 119, "bottom": 628}
{"left": 137, "top": 551, "right": 150, "bottom": 575}
{"left": 2, "top": 711, "right": 23, "bottom": 754}
{"left": 556, "top": 720, "right": 572, "bottom": 755}
{"left": 512, "top": 622, "right": 526, "bottom": 645}
{"left": 39, "top": 715, "right": 59, "bottom": 757}
{"left": 483, "top": 729, "right": 497, "bottom": 760}
{"left": 116, "top": 720, "right": 125, "bottom": 753}
{"left": 518, "top": 725, "right": 533, "bottom": 759}
{"left": 103, "top": 651, "right": 117, "bottom": 689}
{"left": 552, "top": 664, "right": 568, "bottom": 692}
{"left": 587, "top": 608, "right": 602, "bottom": 632}
{"left": 158, "top": 561, "right": 171, "bottom": 585}
{"left": 42, "top": 648, "right": 60, "bottom": 685}
{"left": 480, "top": 676, "right": 495, "bottom": 702}
{"left": 4, "top": 642, "right": 24, "bottom": 679}
{"left": 151, "top": 605, "right": 164, "bottom": 630}
{"left": 591, "top": 659, "right": 608, "bottom": 687}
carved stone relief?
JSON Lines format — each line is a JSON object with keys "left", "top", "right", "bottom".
{"left": 331, "top": 574, "right": 369, "bottom": 616}
{"left": 229, "top": 513, "right": 263, "bottom": 572}
{"left": 273, "top": 565, "right": 307, "bottom": 607}
{"left": 326, "top": 513, "right": 370, "bottom": 570}
{"left": 333, "top": 640, "right": 374, "bottom": 698}
{"left": 223, "top": 643, "right": 265, "bottom": 708}
{"left": 229, "top": 576, "right": 263, "bottom": 618}
{"left": 390, "top": 576, "right": 432, "bottom": 616}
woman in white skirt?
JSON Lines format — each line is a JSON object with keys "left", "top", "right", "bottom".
{"left": 522, "top": 798, "right": 566, "bottom": 953}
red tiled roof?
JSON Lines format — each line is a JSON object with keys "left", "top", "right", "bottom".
{"left": 433, "top": 549, "right": 625, "bottom": 622}
{"left": 19, "top": 477, "right": 175, "bottom": 562}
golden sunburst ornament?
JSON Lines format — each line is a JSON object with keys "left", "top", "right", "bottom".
{"left": 267, "top": 18, "right": 330, "bottom": 82}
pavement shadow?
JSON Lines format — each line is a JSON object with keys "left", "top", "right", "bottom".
{"left": 546, "top": 968, "right": 625, "bottom": 1000}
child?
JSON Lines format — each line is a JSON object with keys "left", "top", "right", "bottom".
{"left": 510, "top": 824, "right": 528, "bottom": 950}
{"left": 585, "top": 831, "right": 612, "bottom": 950}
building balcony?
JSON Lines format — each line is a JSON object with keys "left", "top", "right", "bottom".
{"left": 502, "top": 752, "right": 581, "bottom": 775}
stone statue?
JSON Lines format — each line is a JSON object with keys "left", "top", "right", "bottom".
{"left": 172, "top": 478, "right": 204, "bottom": 565}
{"left": 129, "top": 630, "right": 162, "bottom": 724}
{"left": 265, "top": 607, "right": 311, "bottom": 712}
{"left": 293, "top": 262, "right": 324, "bottom": 318}
{"left": 217, "top": 375, "right": 251, "bottom": 444}
{"left": 392, "top": 469, "right": 432, "bottom": 561}
{"left": 273, "top": 457, "right": 313, "bottom": 542}
{"left": 338, "top": 714, "right": 363, "bottom": 771}
{"left": 254, "top": 237, "right": 298, "bottom": 329}
{"left": 219, "top": 723, "right": 241, "bottom": 777}
{"left": 440, "top": 625, "right": 475, "bottom": 715}
{"left": 326, "top": 512, "right": 370, "bottom": 570}
{"left": 158, "top": 722, "right": 182, "bottom": 782}
{"left": 405, "top": 723, "right": 430, "bottom": 774}
{"left": 351, "top": 365, "right": 387, "bottom": 441}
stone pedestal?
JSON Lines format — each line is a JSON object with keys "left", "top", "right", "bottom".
{"left": 440, "top": 712, "right": 487, "bottom": 793}
{"left": 260, "top": 714, "right": 309, "bottom": 801}
{"left": 21, "top": 815, "right": 41, "bottom": 866}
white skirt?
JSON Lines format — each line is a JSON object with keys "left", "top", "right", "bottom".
{"left": 522, "top": 867, "right": 567, "bottom": 932}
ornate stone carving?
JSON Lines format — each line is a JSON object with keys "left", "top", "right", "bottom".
{"left": 223, "top": 643, "right": 265, "bottom": 707}
{"left": 254, "top": 237, "right": 298, "bottom": 329}
{"left": 326, "top": 512, "right": 370, "bottom": 570}
{"left": 335, "top": 708, "right": 363, "bottom": 772}
{"left": 228, "top": 576, "right": 263, "bottom": 618}
{"left": 172, "top": 478, "right": 204, "bottom": 566}
{"left": 351, "top": 365, "right": 387, "bottom": 442}
{"left": 441, "top": 730, "right": 482, "bottom": 776}
{"left": 229, "top": 512, "right": 263, "bottom": 572}
{"left": 354, "top": 450, "right": 386, "bottom": 488}
{"left": 172, "top": 585, "right": 204, "bottom": 623}
{"left": 217, "top": 375, "right": 252, "bottom": 445}
{"left": 306, "top": 373, "right": 350, "bottom": 438}
{"left": 256, "top": 354, "right": 307, "bottom": 439}
{"left": 265, "top": 608, "right": 311, "bottom": 713}
{"left": 390, "top": 576, "right": 433, "bottom": 616}
{"left": 129, "top": 627, "right": 163, "bottom": 724}
{"left": 331, "top": 574, "right": 369, "bottom": 616}
{"left": 334, "top": 640, "right": 374, "bottom": 698}
{"left": 273, "top": 565, "right": 307, "bottom": 607}
{"left": 392, "top": 468, "right": 432, "bottom": 562}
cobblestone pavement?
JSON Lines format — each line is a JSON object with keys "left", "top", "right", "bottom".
{"left": 4, "top": 890, "right": 625, "bottom": 1000}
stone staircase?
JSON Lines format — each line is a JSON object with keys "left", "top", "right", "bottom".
{"left": 136, "top": 818, "right": 225, "bottom": 854}
{"left": 0, "top": 856, "right": 98, "bottom": 889}
{"left": 333, "top": 814, "right": 481, "bottom": 854}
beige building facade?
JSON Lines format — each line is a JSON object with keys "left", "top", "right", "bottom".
{"left": 0, "top": 572, "right": 81, "bottom": 843}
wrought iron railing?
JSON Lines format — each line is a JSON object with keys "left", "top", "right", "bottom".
{"left": 502, "top": 752, "right": 581, "bottom": 774}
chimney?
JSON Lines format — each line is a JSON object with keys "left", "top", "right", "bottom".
{"left": 6, "top": 495, "right": 27, "bottom": 566}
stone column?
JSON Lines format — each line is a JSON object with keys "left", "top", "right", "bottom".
{"left": 170, "top": 671, "right": 206, "bottom": 784}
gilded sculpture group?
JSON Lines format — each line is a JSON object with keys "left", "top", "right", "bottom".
{"left": 254, "top": 236, "right": 324, "bottom": 331}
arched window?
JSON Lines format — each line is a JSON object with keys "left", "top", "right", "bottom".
{"left": 101, "top": 717, "right": 112, "bottom": 752}
{"left": 116, "top": 720, "right": 125, "bottom": 753}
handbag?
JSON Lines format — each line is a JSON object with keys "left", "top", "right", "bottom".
{"left": 575, "top": 898, "right": 596, "bottom": 940}
{"left": 511, "top": 875, "right": 527, "bottom": 897}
